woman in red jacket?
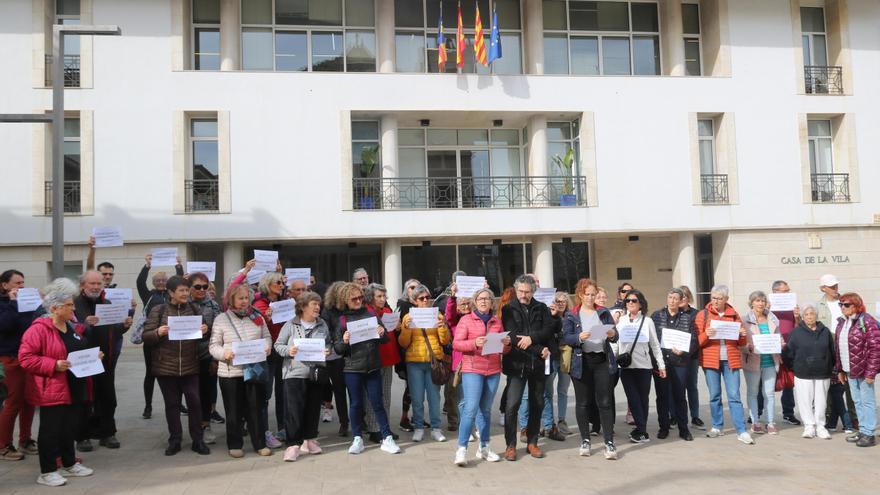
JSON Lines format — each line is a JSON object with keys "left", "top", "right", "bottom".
{"left": 18, "top": 279, "right": 98, "bottom": 487}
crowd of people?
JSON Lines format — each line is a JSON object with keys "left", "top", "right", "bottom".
{"left": 0, "top": 243, "right": 878, "bottom": 486}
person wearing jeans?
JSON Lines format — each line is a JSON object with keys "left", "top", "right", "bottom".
{"left": 742, "top": 291, "right": 781, "bottom": 435}
{"left": 678, "top": 286, "right": 704, "bottom": 430}
{"left": 834, "top": 292, "right": 880, "bottom": 447}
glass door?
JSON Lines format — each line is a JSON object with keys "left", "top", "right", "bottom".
{"left": 460, "top": 150, "right": 490, "bottom": 207}
{"left": 427, "top": 150, "right": 458, "bottom": 208}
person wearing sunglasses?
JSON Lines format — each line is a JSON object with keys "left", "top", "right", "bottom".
{"left": 363, "top": 283, "right": 401, "bottom": 443}
{"left": 398, "top": 285, "right": 451, "bottom": 443}
{"left": 394, "top": 278, "right": 421, "bottom": 432}
{"left": 188, "top": 272, "right": 224, "bottom": 443}
{"left": 253, "top": 273, "right": 289, "bottom": 450}
{"left": 695, "top": 285, "right": 753, "bottom": 445}
{"left": 319, "top": 282, "right": 350, "bottom": 436}
{"left": 834, "top": 293, "right": 880, "bottom": 447}
{"left": 442, "top": 281, "right": 474, "bottom": 435}
{"left": 611, "top": 283, "right": 634, "bottom": 314}
{"left": 741, "top": 291, "right": 782, "bottom": 436}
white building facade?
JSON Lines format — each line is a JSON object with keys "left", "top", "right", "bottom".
{"left": 1, "top": 0, "right": 879, "bottom": 310}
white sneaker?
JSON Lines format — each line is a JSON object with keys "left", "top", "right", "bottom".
{"left": 380, "top": 435, "right": 401, "bottom": 454}
{"left": 348, "top": 436, "right": 365, "bottom": 455}
{"left": 412, "top": 428, "right": 424, "bottom": 442}
{"left": 453, "top": 447, "right": 467, "bottom": 466}
{"left": 321, "top": 406, "right": 333, "bottom": 423}
{"left": 802, "top": 426, "right": 817, "bottom": 439}
{"left": 476, "top": 446, "right": 501, "bottom": 462}
{"left": 579, "top": 439, "right": 591, "bottom": 457}
{"left": 59, "top": 463, "right": 93, "bottom": 477}
{"left": 37, "top": 471, "right": 67, "bottom": 487}
{"left": 468, "top": 433, "right": 475, "bottom": 442}
{"left": 737, "top": 432, "right": 755, "bottom": 445}
{"left": 431, "top": 428, "right": 447, "bottom": 442}
{"left": 816, "top": 427, "right": 831, "bottom": 439}
{"left": 706, "top": 428, "right": 723, "bottom": 438}
{"left": 202, "top": 426, "right": 216, "bottom": 445}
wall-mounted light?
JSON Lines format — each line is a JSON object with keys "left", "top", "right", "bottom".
{"left": 422, "top": 240, "right": 431, "bottom": 247}
{"left": 420, "top": 119, "right": 430, "bottom": 127}
{"left": 492, "top": 119, "right": 503, "bottom": 127}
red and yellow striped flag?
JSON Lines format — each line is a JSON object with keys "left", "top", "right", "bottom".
{"left": 474, "top": 3, "right": 488, "bottom": 66}
{"left": 456, "top": 2, "right": 465, "bottom": 68}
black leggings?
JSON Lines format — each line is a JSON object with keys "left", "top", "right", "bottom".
{"left": 143, "top": 345, "right": 155, "bottom": 407}
{"left": 39, "top": 403, "right": 84, "bottom": 474}
{"left": 573, "top": 353, "right": 615, "bottom": 444}
{"left": 321, "top": 359, "right": 349, "bottom": 426}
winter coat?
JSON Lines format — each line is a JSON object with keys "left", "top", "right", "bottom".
{"left": 783, "top": 321, "right": 835, "bottom": 380}
{"left": 274, "top": 316, "right": 331, "bottom": 380}
{"left": 73, "top": 291, "right": 129, "bottom": 370}
{"left": 695, "top": 303, "right": 747, "bottom": 370}
{"left": 253, "top": 295, "right": 285, "bottom": 343}
{"left": 452, "top": 311, "right": 509, "bottom": 376}
{"left": 367, "top": 304, "right": 401, "bottom": 367}
{"left": 142, "top": 302, "right": 205, "bottom": 377}
{"left": 210, "top": 310, "right": 272, "bottom": 378}
{"left": 561, "top": 305, "right": 619, "bottom": 380}
{"left": 0, "top": 295, "right": 41, "bottom": 357}
{"left": 835, "top": 312, "right": 880, "bottom": 380}
{"left": 741, "top": 310, "right": 782, "bottom": 372}
{"left": 650, "top": 307, "right": 698, "bottom": 368}
{"left": 331, "top": 306, "right": 388, "bottom": 374}
{"left": 444, "top": 296, "right": 464, "bottom": 370}
{"left": 501, "top": 297, "right": 555, "bottom": 378}
{"left": 398, "top": 313, "right": 450, "bottom": 363}
{"left": 18, "top": 317, "right": 87, "bottom": 407}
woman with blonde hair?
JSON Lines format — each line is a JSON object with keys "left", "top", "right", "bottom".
{"left": 319, "top": 281, "right": 349, "bottom": 435}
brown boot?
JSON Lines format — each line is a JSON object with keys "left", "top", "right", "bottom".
{"left": 504, "top": 445, "right": 517, "bottom": 461}
{"left": 546, "top": 425, "right": 566, "bottom": 442}
{"left": 527, "top": 443, "right": 544, "bottom": 458}
{"left": 519, "top": 428, "right": 528, "bottom": 444}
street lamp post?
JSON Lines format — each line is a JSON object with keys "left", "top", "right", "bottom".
{"left": 0, "top": 24, "right": 120, "bottom": 279}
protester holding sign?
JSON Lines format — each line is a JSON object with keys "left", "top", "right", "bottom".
{"left": 783, "top": 305, "right": 835, "bottom": 440}
{"left": 741, "top": 291, "right": 782, "bottom": 436}
{"left": 142, "top": 276, "right": 210, "bottom": 457}
{"left": 189, "top": 272, "right": 224, "bottom": 443}
{"left": 770, "top": 280, "right": 802, "bottom": 428}
{"left": 364, "top": 283, "right": 401, "bottom": 443}
{"left": 18, "top": 278, "right": 96, "bottom": 487}
{"left": 253, "top": 272, "right": 288, "bottom": 450}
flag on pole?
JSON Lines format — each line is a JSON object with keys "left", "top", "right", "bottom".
{"left": 456, "top": 1, "right": 465, "bottom": 68}
{"left": 437, "top": 4, "right": 447, "bottom": 68}
{"left": 488, "top": 3, "right": 502, "bottom": 64}
{"left": 474, "top": 2, "right": 488, "bottom": 66}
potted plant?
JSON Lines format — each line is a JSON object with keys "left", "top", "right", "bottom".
{"left": 552, "top": 148, "right": 577, "bottom": 206}
{"left": 359, "top": 145, "right": 379, "bottom": 209}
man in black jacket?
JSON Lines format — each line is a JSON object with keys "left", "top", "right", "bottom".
{"left": 501, "top": 275, "right": 553, "bottom": 461}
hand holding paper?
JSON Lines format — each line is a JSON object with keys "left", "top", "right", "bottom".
{"left": 480, "top": 331, "right": 510, "bottom": 355}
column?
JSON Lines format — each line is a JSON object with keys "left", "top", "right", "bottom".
{"left": 380, "top": 115, "right": 398, "bottom": 177}
{"left": 660, "top": 0, "right": 685, "bottom": 76}
{"left": 523, "top": 0, "right": 544, "bottom": 74}
{"left": 223, "top": 241, "right": 244, "bottom": 287}
{"left": 376, "top": 0, "right": 395, "bottom": 73}
{"left": 532, "top": 235, "right": 554, "bottom": 289}
{"left": 383, "top": 238, "right": 402, "bottom": 304}
{"left": 671, "top": 232, "right": 697, "bottom": 291}
{"left": 528, "top": 115, "right": 548, "bottom": 176}
{"left": 220, "top": 0, "right": 240, "bottom": 71}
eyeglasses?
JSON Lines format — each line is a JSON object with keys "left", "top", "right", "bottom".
{"left": 839, "top": 302, "right": 853, "bottom": 308}
{"left": 625, "top": 298, "right": 640, "bottom": 304}
{"left": 349, "top": 295, "right": 364, "bottom": 302}
{"left": 555, "top": 300, "right": 567, "bottom": 304}
{"left": 475, "top": 297, "right": 492, "bottom": 302}
{"left": 619, "top": 290, "right": 629, "bottom": 294}
{"left": 416, "top": 296, "right": 430, "bottom": 301}
{"left": 192, "top": 284, "right": 209, "bottom": 290}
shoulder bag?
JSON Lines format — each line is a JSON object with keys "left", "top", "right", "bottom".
{"left": 420, "top": 328, "right": 451, "bottom": 385}
{"left": 295, "top": 322, "right": 329, "bottom": 385}
{"left": 224, "top": 313, "right": 270, "bottom": 385}
{"left": 616, "top": 315, "right": 645, "bottom": 369}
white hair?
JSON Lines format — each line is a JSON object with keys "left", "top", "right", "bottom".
{"left": 42, "top": 278, "right": 78, "bottom": 312}
{"left": 710, "top": 285, "right": 729, "bottom": 299}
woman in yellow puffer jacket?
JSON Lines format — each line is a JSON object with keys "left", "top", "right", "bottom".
{"left": 398, "top": 285, "right": 450, "bottom": 443}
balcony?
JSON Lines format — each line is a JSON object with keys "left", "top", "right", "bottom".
{"left": 700, "top": 174, "right": 729, "bottom": 204}
{"left": 45, "top": 54, "right": 81, "bottom": 87}
{"left": 44, "top": 180, "right": 81, "bottom": 214}
{"left": 185, "top": 179, "right": 220, "bottom": 212}
{"left": 811, "top": 173, "right": 850, "bottom": 203}
{"left": 804, "top": 66, "right": 843, "bottom": 95}
{"left": 353, "top": 176, "right": 587, "bottom": 210}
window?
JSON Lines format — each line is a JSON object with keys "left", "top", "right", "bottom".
{"left": 552, "top": 241, "right": 590, "bottom": 294}
{"left": 188, "top": 118, "right": 220, "bottom": 211}
{"left": 401, "top": 243, "right": 532, "bottom": 296}
{"left": 807, "top": 119, "right": 833, "bottom": 175}
{"left": 682, "top": 2, "right": 701, "bottom": 76}
{"left": 394, "top": 0, "right": 522, "bottom": 74}
{"left": 193, "top": 0, "right": 221, "bottom": 70}
{"left": 52, "top": 0, "right": 82, "bottom": 87}
{"left": 352, "top": 121, "right": 380, "bottom": 178}
{"left": 240, "top": 0, "right": 376, "bottom": 72}
{"left": 547, "top": 121, "right": 579, "bottom": 177}
{"left": 542, "top": 1, "right": 660, "bottom": 75}
{"left": 697, "top": 119, "right": 714, "bottom": 174}
{"left": 62, "top": 117, "right": 82, "bottom": 213}
{"left": 801, "top": 7, "right": 827, "bottom": 67}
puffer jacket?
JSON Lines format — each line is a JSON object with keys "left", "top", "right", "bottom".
{"left": 331, "top": 306, "right": 388, "bottom": 374}
{"left": 142, "top": 302, "right": 205, "bottom": 377}
{"left": 651, "top": 307, "right": 698, "bottom": 368}
{"left": 210, "top": 310, "right": 271, "bottom": 378}
{"left": 835, "top": 312, "right": 880, "bottom": 380}
{"left": 741, "top": 310, "right": 782, "bottom": 372}
{"left": 18, "top": 317, "right": 87, "bottom": 407}
{"left": 561, "top": 305, "right": 618, "bottom": 380}
{"left": 398, "top": 312, "right": 450, "bottom": 363}
{"left": 452, "top": 311, "right": 508, "bottom": 376}
{"left": 444, "top": 296, "right": 464, "bottom": 370}
{"left": 501, "top": 297, "right": 555, "bottom": 378}
{"left": 695, "top": 302, "right": 747, "bottom": 370}
{"left": 274, "top": 316, "right": 330, "bottom": 380}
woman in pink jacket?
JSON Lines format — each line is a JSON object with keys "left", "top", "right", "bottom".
{"left": 452, "top": 288, "right": 510, "bottom": 466}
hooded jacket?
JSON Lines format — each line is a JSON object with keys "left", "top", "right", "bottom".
{"left": 835, "top": 312, "right": 880, "bottom": 380}
{"left": 142, "top": 301, "right": 205, "bottom": 377}
{"left": 695, "top": 302, "right": 747, "bottom": 370}
{"left": 331, "top": 306, "right": 388, "bottom": 374}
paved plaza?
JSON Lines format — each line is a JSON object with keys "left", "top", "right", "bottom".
{"left": 0, "top": 344, "right": 876, "bottom": 494}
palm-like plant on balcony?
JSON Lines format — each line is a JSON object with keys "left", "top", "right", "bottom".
{"left": 552, "top": 148, "right": 577, "bottom": 206}
{"left": 359, "top": 145, "right": 379, "bottom": 208}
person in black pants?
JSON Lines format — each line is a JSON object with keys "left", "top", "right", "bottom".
{"left": 320, "top": 282, "right": 350, "bottom": 435}
{"left": 651, "top": 288, "right": 697, "bottom": 441}
{"left": 189, "top": 272, "right": 224, "bottom": 441}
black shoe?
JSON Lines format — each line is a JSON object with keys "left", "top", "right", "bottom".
{"left": 856, "top": 435, "right": 876, "bottom": 447}
{"left": 657, "top": 429, "right": 670, "bottom": 440}
{"left": 165, "top": 442, "right": 182, "bottom": 456}
{"left": 783, "top": 415, "right": 801, "bottom": 426}
{"left": 367, "top": 432, "right": 382, "bottom": 444}
{"left": 691, "top": 418, "right": 706, "bottom": 430}
{"left": 210, "top": 411, "right": 225, "bottom": 424}
{"left": 142, "top": 406, "right": 152, "bottom": 419}
{"left": 747, "top": 417, "right": 752, "bottom": 424}
{"left": 399, "top": 418, "right": 414, "bottom": 432}
{"left": 680, "top": 430, "right": 694, "bottom": 441}
{"left": 180, "top": 405, "right": 189, "bottom": 415}
{"left": 99, "top": 436, "right": 120, "bottom": 449}
{"left": 76, "top": 440, "right": 93, "bottom": 452}
{"left": 338, "top": 424, "right": 349, "bottom": 437}
{"left": 391, "top": 431, "right": 400, "bottom": 441}
{"left": 191, "top": 441, "right": 210, "bottom": 455}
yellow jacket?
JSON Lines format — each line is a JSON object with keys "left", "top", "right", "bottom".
{"left": 398, "top": 313, "right": 450, "bottom": 363}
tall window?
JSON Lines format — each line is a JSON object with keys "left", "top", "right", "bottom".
{"left": 547, "top": 121, "right": 579, "bottom": 177}
{"left": 188, "top": 118, "right": 220, "bottom": 211}
{"left": 52, "top": 0, "right": 81, "bottom": 86}
{"left": 807, "top": 120, "right": 833, "bottom": 175}
{"left": 682, "top": 2, "right": 701, "bottom": 76}
{"left": 240, "top": 0, "right": 376, "bottom": 72}
{"left": 62, "top": 116, "right": 81, "bottom": 213}
{"left": 394, "top": 0, "right": 522, "bottom": 75}
{"left": 543, "top": 1, "right": 660, "bottom": 76}
{"left": 697, "top": 119, "right": 714, "bottom": 174}
{"left": 801, "top": 7, "right": 827, "bottom": 67}
{"left": 193, "top": 0, "right": 221, "bottom": 69}
{"left": 352, "top": 121, "right": 380, "bottom": 179}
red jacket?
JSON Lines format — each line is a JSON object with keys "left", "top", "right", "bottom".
{"left": 695, "top": 302, "right": 747, "bottom": 370}
{"left": 835, "top": 313, "right": 880, "bottom": 380}
{"left": 368, "top": 304, "right": 400, "bottom": 367}
{"left": 18, "top": 317, "right": 86, "bottom": 407}
{"left": 453, "top": 311, "right": 509, "bottom": 376}
{"left": 254, "top": 296, "right": 284, "bottom": 343}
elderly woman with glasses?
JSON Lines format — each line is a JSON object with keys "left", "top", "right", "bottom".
{"left": 834, "top": 292, "right": 880, "bottom": 447}
{"left": 783, "top": 304, "right": 835, "bottom": 440}
{"left": 253, "top": 272, "right": 288, "bottom": 450}
{"left": 395, "top": 278, "right": 421, "bottom": 432}
{"left": 362, "top": 283, "right": 401, "bottom": 443}
{"left": 741, "top": 290, "right": 782, "bottom": 436}
{"left": 189, "top": 272, "right": 224, "bottom": 443}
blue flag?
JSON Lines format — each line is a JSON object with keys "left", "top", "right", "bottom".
{"left": 488, "top": 4, "right": 502, "bottom": 64}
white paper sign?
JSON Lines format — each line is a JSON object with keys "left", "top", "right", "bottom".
{"left": 455, "top": 276, "right": 486, "bottom": 298}
{"left": 103, "top": 288, "right": 132, "bottom": 306}
{"left": 270, "top": 299, "right": 295, "bottom": 324}
{"left": 67, "top": 347, "right": 105, "bottom": 378}
{"left": 752, "top": 333, "right": 782, "bottom": 354}
{"left": 709, "top": 320, "right": 741, "bottom": 340}
{"left": 94, "top": 303, "right": 129, "bottom": 326}
{"left": 285, "top": 268, "right": 311, "bottom": 286}
{"left": 618, "top": 323, "right": 649, "bottom": 343}
{"left": 293, "top": 338, "right": 326, "bottom": 362}
{"left": 151, "top": 247, "right": 178, "bottom": 267}
{"left": 545, "top": 356, "right": 551, "bottom": 375}
{"left": 768, "top": 293, "right": 798, "bottom": 312}
{"left": 16, "top": 288, "right": 42, "bottom": 313}
{"left": 409, "top": 307, "right": 439, "bottom": 329}
{"left": 246, "top": 269, "right": 266, "bottom": 285}
{"left": 232, "top": 339, "right": 267, "bottom": 366}
{"left": 186, "top": 262, "right": 216, "bottom": 281}
{"left": 533, "top": 288, "right": 557, "bottom": 307}
{"left": 91, "top": 226, "right": 123, "bottom": 248}
{"left": 348, "top": 316, "right": 379, "bottom": 345}
{"left": 168, "top": 315, "right": 203, "bottom": 340}
{"left": 381, "top": 312, "right": 400, "bottom": 330}
{"left": 253, "top": 250, "right": 278, "bottom": 272}
{"left": 481, "top": 331, "right": 510, "bottom": 356}
{"left": 661, "top": 328, "right": 692, "bottom": 352}
{"left": 586, "top": 324, "right": 615, "bottom": 343}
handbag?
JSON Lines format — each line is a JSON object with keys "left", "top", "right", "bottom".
{"left": 224, "top": 313, "right": 271, "bottom": 385}
{"left": 616, "top": 315, "right": 645, "bottom": 369}
{"left": 295, "top": 322, "right": 330, "bottom": 385}
{"left": 420, "top": 328, "right": 451, "bottom": 385}
{"left": 775, "top": 362, "right": 795, "bottom": 392}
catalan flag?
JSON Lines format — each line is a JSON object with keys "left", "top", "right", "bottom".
{"left": 437, "top": 4, "right": 447, "bottom": 69}
{"left": 474, "top": 2, "right": 488, "bottom": 66}
{"left": 456, "top": 1, "right": 465, "bottom": 68}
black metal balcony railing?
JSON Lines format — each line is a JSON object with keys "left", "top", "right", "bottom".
{"left": 700, "top": 174, "right": 729, "bottom": 204}
{"left": 804, "top": 66, "right": 843, "bottom": 95}
{"left": 44, "top": 180, "right": 81, "bottom": 214}
{"left": 185, "top": 179, "right": 220, "bottom": 212}
{"left": 811, "top": 173, "right": 850, "bottom": 203}
{"left": 353, "top": 176, "right": 587, "bottom": 210}
{"left": 45, "top": 54, "right": 81, "bottom": 87}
